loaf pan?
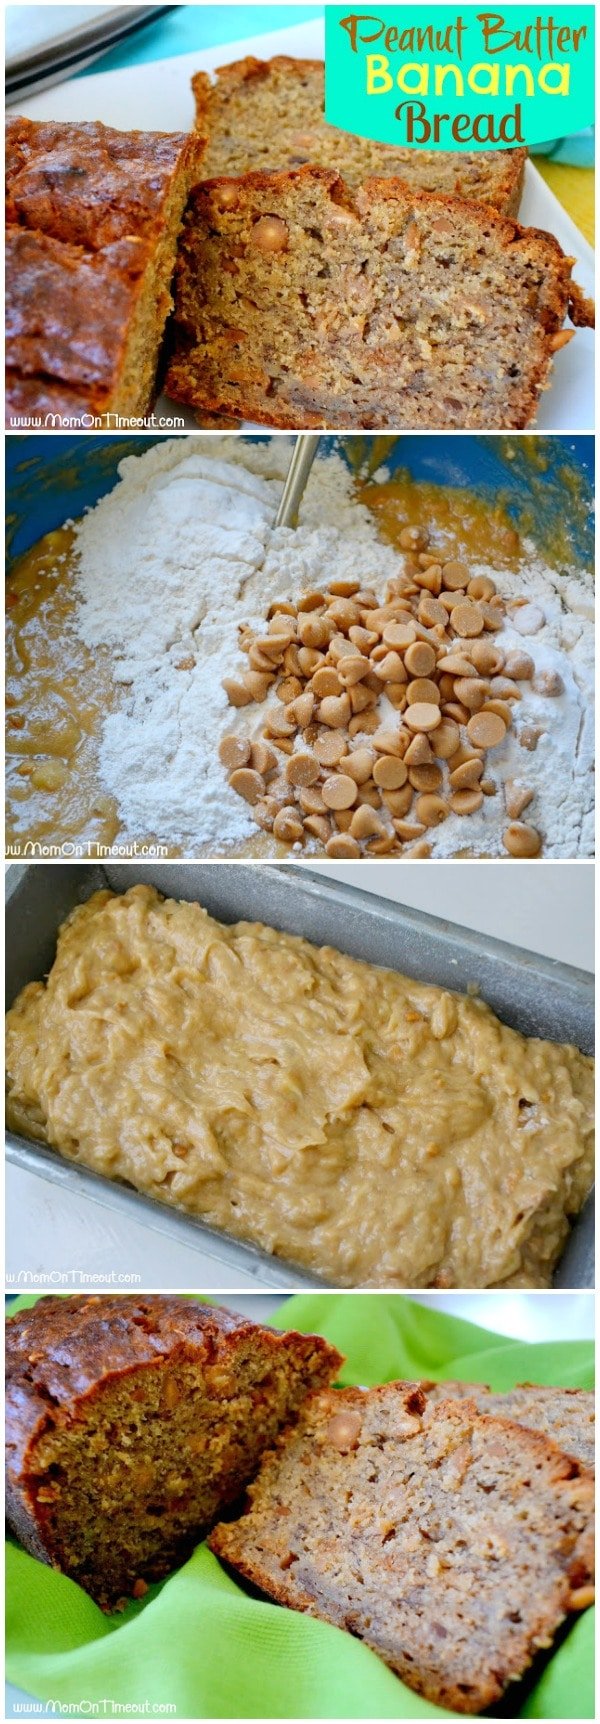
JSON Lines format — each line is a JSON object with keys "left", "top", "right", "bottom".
{"left": 5, "top": 863, "right": 594, "bottom": 1289}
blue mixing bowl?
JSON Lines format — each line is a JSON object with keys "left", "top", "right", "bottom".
{"left": 6, "top": 433, "right": 594, "bottom": 565}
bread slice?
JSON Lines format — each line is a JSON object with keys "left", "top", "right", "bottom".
{"left": 5, "top": 1294, "right": 342, "bottom": 1610}
{"left": 209, "top": 1382, "right": 595, "bottom": 1714}
{"left": 5, "top": 117, "right": 206, "bottom": 428}
{"left": 420, "top": 1380, "right": 595, "bottom": 1471}
{"left": 165, "top": 166, "right": 592, "bottom": 430}
{"left": 194, "top": 56, "right": 526, "bottom": 214}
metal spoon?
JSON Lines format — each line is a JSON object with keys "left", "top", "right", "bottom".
{"left": 274, "top": 434, "right": 321, "bottom": 529}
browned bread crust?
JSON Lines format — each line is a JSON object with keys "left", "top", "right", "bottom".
{"left": 6, "top": 1294, "right": 342, "bottom": 1609}
{"left": 166, "top": 165, "right": 591, "bottom": 430}
{"left": 209, "top": 1381, "right": 595, "bottom": 1713}
{"left": 5, "top": 117, "right": 206, "bottom": 428}
{"left": 419, "top": 1379, "right": 595, "bottom": 1471}
{"left": 192, "top": 56, "right": 526, "bottom": 215}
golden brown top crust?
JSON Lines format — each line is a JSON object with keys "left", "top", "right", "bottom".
{"left": 5, "top": 117, "right": 206, "bottom": 424}
{"left": 5, "top": 226, "right": 149, "bottom": 419}
{"left": 5, "top": 1294, "right": 343, "bottom": 1484}
{"left": 6, "top": 117, "right": 199, "bottom": 249}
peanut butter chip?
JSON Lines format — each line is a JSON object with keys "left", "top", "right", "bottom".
{"left": 415, "top": 794, "right": 448, "bottom": 827}
{"left": 229, "top": 768, "right": 265, "bottom": 806}
{"left": 450, "top": 759, "right": 484, "bottom": 790}
{"left": 325, "top": 835, "right": 361, "bottom": 858}
{"left": 314, "top": 731, "right": 347, "bottom": 766}
{"left": 450, "top": 788, "right": 484, "bottom": 815}
{"left": 218, "top": 735, "right": 252, "bottom": 772}
{"left": 405, "top": 703, "right": 442, "bottom": 734}
{"left": 251, "top": 740, "right": 277, "bottom": 777}
{"left": 442, "top": 561, "right": 469, "bottom": 589}
{"left": 311, "top": 667, "right": 342, "bottom": 698}
{"left": 404, "top": 641, "right": 436, "bottom": 677}
{"left": 505, "top": 782, "right": 534, "bottom": 820}
{"left": 267, "top": 708, "right": 296, "bottom": 739}
{"left": 382, "top": 622, "right": 417, "bottom": 650}
{"left": 344, "top": 748, "right": 375, "bottom": 784}
{"left": 325, "top": 1410, "right": 362, "bottom": 1451}
{"left": 321, "top": 774, "right": 358, "bottom": 810}
{"left": 409, "top": 764, "right": 443, "bottom": 792}
{"left": 503, "top": 822, "right": 542, "bottom": 857}
{"left": 406, "top": 678, "right": 441, "bottom": 707}
{"left": 319, "top": 694, "right": 351, "bottom": 729}
{"left": 222, "top": 676, "right": 253, "bottom": 707}
{"left": 467, "top": 711, "right": 507, "bottom": 749}
{"left": 467, "top": 575, "right": 496, "bottom": 601}
{"left": 286, "top": 753, "right": 320, "bottom": 788}
{"left": 251, "top": 215, "right": 289, "bottom": 252}
{"left": 404, "top": 732, "right": 433, "bottom": 766}
{"left": 450, "top": 602, "right": 484, "bottom": 639}
{"left": 373, "top": 755, "right": 408, "bottom": 790}
{"left": 273, "top": 808, "right": 304, "bottom": 844}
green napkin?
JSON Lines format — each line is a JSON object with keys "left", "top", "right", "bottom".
{"left": 6, "top": 1294, "right": 594, "bottom": 1719}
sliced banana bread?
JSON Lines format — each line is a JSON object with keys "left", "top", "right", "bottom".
{"left": 165, "top": 166, "right": 592, "bottom": 430}
{"left": 209, "top": 1382, "right": 595, "bottom": 1714}
{"left": 5, "top": 1294, "right": 342, "bottom": 1610}
{"left": 193, "top": 55, "right": 526, "bottom": 214}
{"left": 5, "top": 117, "right": 206, "bottom": 427}
{"left": 421, "top": 1380, "right": 595, "bottom": 1471}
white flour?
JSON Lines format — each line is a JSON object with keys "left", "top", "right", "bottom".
{"left": 71, "top": 437, "right": 594, "bottom": 856}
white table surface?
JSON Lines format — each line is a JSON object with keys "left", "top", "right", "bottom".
{"left": 6, "top": 860, "right": 593, "bottom": 1290}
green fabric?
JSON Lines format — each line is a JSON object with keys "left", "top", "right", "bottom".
{"left": 6, "top": 1294, "right": 594, "bottom": 1719}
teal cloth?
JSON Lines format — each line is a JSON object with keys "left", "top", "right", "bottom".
{"left": 5, "top": 1293, "right": 595, "bottom": 1719}
{"left": 534, "top": 129, "right": 595, "bottom": 166}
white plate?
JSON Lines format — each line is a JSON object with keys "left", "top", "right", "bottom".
{"left": 9, "top": 16, "right": 595, "bottom": 430}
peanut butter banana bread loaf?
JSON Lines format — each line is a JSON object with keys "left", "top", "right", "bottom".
{"left": 5, "top": 884, "right": 594, "bottom": 1289}
{"left": 209, "top": 1383, "right": 595, "bottom": 1714}
{"left": 194, "top": 56, "right": 526, "bottom": 214}
{"left": 165, "top": 167, "right": 592, "bottom": 430}
{"left": 420, "top": 1380, "right": 595, "bottom": 1471}
{"left": 5, "top": 118, "right": 206, "bottom": 427}
{"left": 5, "top": 1294, "right": 342, "bottom": 1609}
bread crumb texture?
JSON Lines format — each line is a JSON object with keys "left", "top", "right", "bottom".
{"left": 166, "top": 166, "right": 592, "bottom": 429}
{"left": 210, "top": 1381, "right": 595, "bottom": 1713}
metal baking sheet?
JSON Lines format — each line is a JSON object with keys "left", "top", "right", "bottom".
{"left": 5, "top": 862, "right": 595, "bottom": 1288}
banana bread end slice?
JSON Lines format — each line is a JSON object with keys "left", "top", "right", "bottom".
{"left": 209, "top": 1382, "right": 594, "bottom": 1714}
{"left": 5, "top": 118, "right": 206, "bottom": 428}
{"left": 165, "top": 166, "right": 593, "bottom": 430}
{"left": 6, "top": 1294, "right": 342, "bottom": 1609}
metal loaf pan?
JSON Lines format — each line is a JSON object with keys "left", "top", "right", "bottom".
{"left": 5, "top": 863, "right": 595, "bottom": 1289}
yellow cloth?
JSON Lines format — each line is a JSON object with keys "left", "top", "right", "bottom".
{"left": 532, "top": 161, "right": 595, "bottom": 247}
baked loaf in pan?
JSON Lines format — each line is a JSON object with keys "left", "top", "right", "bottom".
{"left": 209, "top": 1381, "right": 595, "bottom": 1715}
{"left": 5, "top": 884, "right": 594, "bottom": 1289}
{"left": 420, "top": 1380, "right": 595, "bottom": 1472}
{"left": 5, "top": 117, "right": 206, "bottom": 427}
{"left": 194, "top": 55, "right": 527, "bottom": 214}
{"left": 165, "top": 166, "right": 593, "bottom": 430}
{"left": 5, "top": 1294, "right": 342, "bottom": 1609}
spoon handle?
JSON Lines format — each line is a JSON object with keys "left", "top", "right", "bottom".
{"left": 274, "top": 434, "right": 321, "bottom": 529}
